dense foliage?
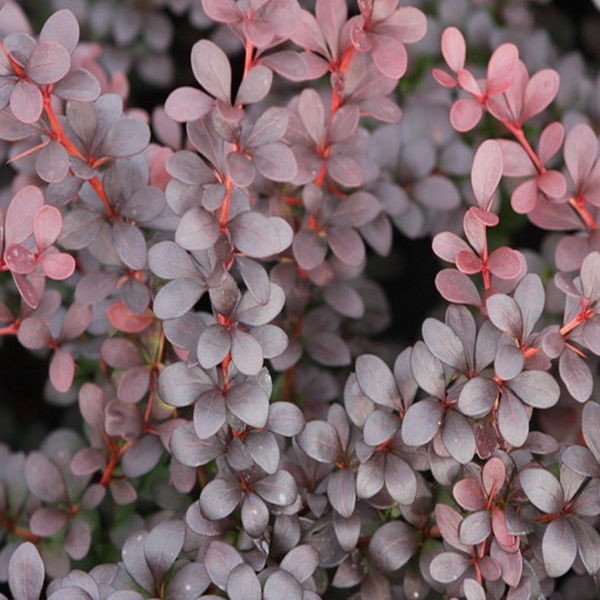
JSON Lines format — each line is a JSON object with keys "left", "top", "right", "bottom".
{"left": 0, "top": 0, "right": 600, "bottom": 598}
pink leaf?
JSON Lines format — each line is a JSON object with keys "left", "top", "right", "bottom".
{"left": 468, "top": 207, "right": 499, "bottom": 227}
{"left": 34, "top": 205, "right": 62, "bottom": 250}
{"left": 432, "top": 68, "right": 456, "bottom": 88}
{"left": 371, "top": 35, "right": 407, "bottom": 80}
{"left": 107, "top": 301, "right": 154, "bottom": 333}
{"left": 496, "top": 140, "right": 535, "bottom": 177}
{"left": 5, "top": 185, "right": 44, "bottom": 246}
{"left": 50, "top": 348, "right": 75, "bottom": 393}
{"left": 537, "top": 121, "right": 564, "bottom": 165}
{"left": 471, "top": 140, "right": 503, "bottom": 210}
{"left": 391, "top": 7, "right": 427, "bottom": 44}
{"left": 298, "top": 88, "right": 326, "bottom": 147}
{"left": 487, "top": 247, "right": 524, "bottom": 279}
{"left": 315, "top": 0, "right": 347, "bottom": 58}
{"left": 482, "top": 456, "right": 506, "bottom": 498}
{"left": 350, "top": 24, "right": 373, "bottom": 52}
{"left": 564, "top": 123, "right": 598, "bottom": 188}
{"left": 463, "top": 211, "right": 487, "bottom": 255}
{"left": 456, "top": 250, "right": 482, "bottom": 275}
{"left": 486, "top": 44, "right": 519, "bottom": 94}
{"left": 4, "top": 243, "right": 36, "bottom": 274}
{"left": 435, "top": 269, "right": 481, "bottom": 306}
{"left": 453, "top": 478, "right": 485, "bottom": 511}
{"left": 450, "top": 98, "right": 483, "bottom": 132}
{"left": 42, "top": 251, "right": 76, "bottom": 280}
{"left": 537, "top": 170, "right": 567, "bottom": 200}
{"left": 440, "top": 27, "right": 466, "bottom": 72}
{"left": 431, "top": 232, "right": 470, "bottom": 262}
{"left": 511, "top": 178, "right": 539, "bottom": 214}
{"left": 521, "top": 69, "right": 560, "bottom": 123}
{"left": 456, "top": 69, "right": 482, "bottom": 96}
{"left": 12, "top": 273, "right": 39, "bottom": 308}
{"left": 201, "top": 0, "right": 240, "bottom": 23}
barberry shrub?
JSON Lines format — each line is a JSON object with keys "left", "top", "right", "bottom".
{"left": 0, "top": 0, "right": 599, "bottom": 598}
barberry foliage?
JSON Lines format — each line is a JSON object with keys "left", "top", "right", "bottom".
{"left": 0, "top": 1, "right": 599, "bottom": 599}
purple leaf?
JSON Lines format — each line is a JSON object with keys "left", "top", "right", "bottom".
{"left": 229, "top": 212, "right": 293, "bottom": 258}
{"left": 519, "top": 468, "right": 564, "bottom": 513}
{"left": 227, "top": 563, "right": 262, "bottom": 600}
{"left": 429, "top": 551, "right": 470, "bottom": 584}
{"left": 486, "top": 293, "right": 523, "bottom": 338}
{"left": 542, "top": 517, "right": 576, "bottom": 577}
{"left": 191, "top": 40, "right": 231, "bottom": 103}
{"left": 40, "top": 9, "right": 79, "bottom": 52}
{"left": 144, "top": 520, "right": 185, "bottom": 581}
{"left": 230, "top": 329, "right": 263, "bottom": 375}
{"left": 582, "top": 402, "right": 600, "bottom": 464}
{"left": 194, "top": 390, "right": 226, "bottom": 440}
{"left": 204, "top": 541, "right": 243, "bottom": 590}
{"left": 227, "top": 382, "right": 269, "bottom": 429}
{"left": 509, "top": 370, "right": 560, "bottom": 409}
{"left": 459, "top": 510, "right": 491, "bottom": 545}
{"left": 559, "top": 349, "right": 593, "bottom": 402}
{"left": 422, "top": 317, "right": 466, "bottom": 371}
{"left": 385, "top": 454, "right": 417, "bottom": 505}
{"left": 368, "top": 521, "right": 418, "bottom": 572}
{"left": 401, "top": 399, "right": 442, "bottom": 446}
{"left": 280, "top": 544, "right": 319, "bottom": 583}
{"left": 263, "top": 570, "right": 303, "bottom": 600}
{"left": 267, "top": 402, "right": 304, "bottom": 437}
{"left": 435, "top": 269, "right": 481, "bottom": 306}
{"left": 27, "top": 41, "right": 70, "bottom": 85}
{"left": 498, "top": 391, "right": 529, "bottom": 447}
{"left": 165, "top": 87, "right": 213, "bottom": 123}
{"left": 443, "top": 410, "right": 476, "bottom": 464}
{"left": 296, "top": 420, "right": 342, "bottom": 463}
{"left": 254, "top": 470, "right": 297, "bottom": 506}
{"left": 25, "top": 451, "right": 67, "bottom": 504}
{"left": 245, "top": 431, "right": 279, "bottom": 474}
{"left": 8, "top": 542, "right": 45, "bottom": 600}
{"left": 236, "top": 65, "right": 273, "bottom": 105}
{"left": 253, "top": 142, "right": 297, "bottom": 182}
{"left": 327, "top": 468, "right": 356, "bottom": 518}
{"left": 170, "top": 422, "right": 225, "bottom": 467}
{"left": 200, "top": 478, "right": 242, "bottom": 520}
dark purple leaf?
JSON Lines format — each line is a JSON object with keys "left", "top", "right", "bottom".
{"left": 263, "top": 570, "right": 303, "bottom": 600}
{"left": 204, "top": 541, "right": 243, "bottom": 590}
{"left": 368, "top": 521, "right": 418, "bottom": 572}
{"left": 254, "top": 470, "right": 297, "bottom": 506}
{"left": 200, "top": 478, "right": 242, "bottom": 520}
{"left": 296, "top": 421, "right": 342, "bottom": 463}
{"left": 327, "top": 469, "right": 356, "bottom": 518}
{"left": 227, "top": 564, "right": 261, "bottom": 600}
{"left": 241, "top": 492, "right": 269, "bottom": 537}
{"left": 519, "top": 468, "right": 564, "bottom": 513}
{"left": 401, "top": 399, "right": 442, "bottom": 446}
{"left": 542, "top": 517, "right": 576, "bottom": 577}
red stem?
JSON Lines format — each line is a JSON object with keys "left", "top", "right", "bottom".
{"left": 42, "top": 90, "right": 117, "bottom": 219}
{"left": 0, "top": 322, "right": 19, "bottom": 335}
